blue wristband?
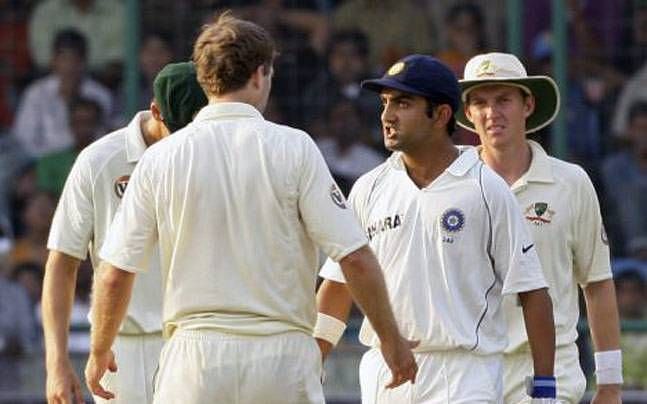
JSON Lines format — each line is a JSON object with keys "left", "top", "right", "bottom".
{"left": 525, "top": 376, "right": 556, "bottom": 398}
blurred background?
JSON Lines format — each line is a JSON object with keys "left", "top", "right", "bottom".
{"left": 0, "top": 0, "right": 646, "bottom": 402}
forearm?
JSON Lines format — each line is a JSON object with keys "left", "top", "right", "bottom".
{"left": 90, "top": 263, "right": 135, "bottom": 355}
{"left": 583, "top": 279, "right": 621, "bottom": 351}
{"left": 42, "top": 251, "right": 81, "bottom": 366}
{"left": 340, "top": 245, "right": 400, "bottom": 344}
{"left": 315, "top": 279, "right": 353, "bottom": 357}
{"left": 519, "top": 288, "right": 555, "bottom": 377}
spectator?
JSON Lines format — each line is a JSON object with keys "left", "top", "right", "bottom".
{"left": 612, "top": 62, "right": 647, "bottom": 138}
{"left": 0, "top": 272, "right": 38, "bottom": 389}
{"left": 0, "top": 0, "right": 32, "bottom": 130}
{"left": 602, "top": 101, "right": 647, "bottom": 258}
{"left": 615, "top": 0, "right": 647, "bottom": 76}
{"left": 615, "top": 268, "right": 646, "bottom": 320}
{"left": 0, "top": 129, "right": 30, "bottom": 222}
{"left": 28, "top": 0, "right": 124, "bottom": 74}
{"left": 9, "top": 191, "right": 56, "bottom": 269}
{"left": 316, "top": 99, "right": 384, "bottom": 195}
{"left": 114, "top": 30, "right": 174, "bottom": 120}
{"left": 8, "top": 163, "right": 38, "bottom": 238}
{"left": 332, "top": 0, "right": 433, "bottom": 71}
{"left": 436, "top": 3, "right": 487, "bottom": 77}
{"left": 302, "top": 30, "right": 380, "bottom": 138}
{"left": 10, "top": 262, "right": 42, "bottom": 309}
{"left": 12, "top": 28, "right": 112, "bottom": 158}
{"left": 36, "top": 97, "right": 103, "bottom": 195}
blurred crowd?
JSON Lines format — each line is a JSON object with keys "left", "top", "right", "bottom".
{"left": 1, "top": 0, "right": 646, "bottom": 392}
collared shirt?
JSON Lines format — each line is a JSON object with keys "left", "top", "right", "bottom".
{"left": 12, "top": 75, "right": 112, "bottom": 157}
{"left": 101, "top": 102, "right": 367, "bottom": 338}
{"left": 500, "top": 140, "right": 612, "bottom": 352}
{"left": 48, "top": 112, "right": 162, "bottom": 333}
{"left": 320, "top": 147, "right": 546, "bottom": 355}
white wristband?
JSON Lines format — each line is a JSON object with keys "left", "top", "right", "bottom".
{"left": 594, "top": 350, "right": 623, "bottom": 385}
{"left": 313, "top": 312, "right": 346, "bottom": 346}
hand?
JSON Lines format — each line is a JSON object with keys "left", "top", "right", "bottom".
{"left": 46, "top": 359, "right": 84, "bottom": 404}
{"left": 591, "top": 384, "right": 622, "bottom": 404}
{"left": 315, "top": 338, "right": 334, "bottom": 363}
{"left": 380, "top": 337, "right": 419, "bottom": 389}
{"left": 84, "top": 350, "right": 117, "bottom": 400}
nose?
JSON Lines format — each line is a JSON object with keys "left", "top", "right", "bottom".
{"left": 483, "top": 101, "right": 500, "bottom": 119}
{"left": 381, "top": 102, "right": 395, "bottom": 124}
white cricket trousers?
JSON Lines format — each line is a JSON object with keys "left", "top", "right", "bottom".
{"left": 503, "top": 343, "right": 586, "bottom": 404}
{"left": 94, "top": 332, "right": 164, "bottom": 404}
{"left": 359, "top": 348, "right": 503, "bottom": 403}
{"left": 152, "top": 329, "right": 325, "bottom": 404}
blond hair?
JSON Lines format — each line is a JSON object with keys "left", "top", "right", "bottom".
{"left": 193, "top": 12, "right": 276, "bottom": 97}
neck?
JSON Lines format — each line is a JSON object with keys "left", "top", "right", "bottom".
{"left": 210, "top": 89, "right": 260, "bottom": 111}
{"left": 480, "top": 139, "right": 532, "bottom": 185}
{"left": 401, "top": 135, "right": 459, "bottom": 188}
{"left": 141, "top": 115, "right": 163, "bottom": 146}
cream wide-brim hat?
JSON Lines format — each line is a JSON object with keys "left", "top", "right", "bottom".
{"left": 456, "top": 52, "right": 560, "bottom": 134}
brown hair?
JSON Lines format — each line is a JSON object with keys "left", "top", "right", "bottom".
{"left": 192, "top": 12, "right": 276, "bottom": 97}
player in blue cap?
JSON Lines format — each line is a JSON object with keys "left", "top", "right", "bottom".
{"left": 315, "top": 54, "right": 558, "bottom": 403}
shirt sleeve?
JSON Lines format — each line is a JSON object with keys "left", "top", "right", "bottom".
{"left": 572, "top": 168, "right": 612, "bottom": 285}
{"left": 100, "top": 154, "right": 158, "bottom": 273}
{"left": 47, "top": 151, "right": 94, "bottom": 260}
{"left": 483, "top": 167, "right": 548, "bottom": 295}
{"left": 297, "top": 135, "right": 367, "bottom": 262}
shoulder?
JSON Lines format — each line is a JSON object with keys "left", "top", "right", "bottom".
{"left": 548, "top": 155, "right": 595, "bottom": 189}
{"left": 76, "top": 128, "right": 127, "bottom": 172}
{"left": 350, "top": 158, "right": 394, "bottom": 198}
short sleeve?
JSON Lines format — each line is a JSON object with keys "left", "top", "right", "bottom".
{"left": 47, "top": 152, "right": 94, "bottom": 260}
{"left": 100, "top": 155, "right": 158, "bottom": 272}
{"left": 572, "top": 169, "right": 612, "bottom": 285}
{"left": 297, "top": 136, "right": 367, "bottom": 262}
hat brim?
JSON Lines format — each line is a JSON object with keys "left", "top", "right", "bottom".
{"left": 361, "top": 77, "right": 431, "bottom": 98}
{"left": 456, "top": 76, "right": 560, "bottom": 134}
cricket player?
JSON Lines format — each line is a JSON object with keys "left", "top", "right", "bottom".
{"left": 42, "top": 62, "right": 208, "bottom": 404}
{"left": 457, "top": 52, "right": 623, "bottom": 404}
{"left": 84, "top": 13, "right": 417, "bottom": 404}
{"left": 316, "top": 54, "right": 557, "bottom": 403}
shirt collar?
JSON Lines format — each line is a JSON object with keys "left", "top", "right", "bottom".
{"left": 193, "top": 102, "right": 264, "bottom": 122}
{"left": 387, "top": 146, "right": 480, "bottom": 177}
{"left": 125, "top": 111, "right": 150, "bottom": 163}
{"left": 519, "top": 140, "right": 554, "bottom": 184}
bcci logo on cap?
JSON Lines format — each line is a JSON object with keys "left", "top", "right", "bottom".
{"left": 114, "top": 175, "right": 130, "bottom": 199}
{"left": 387, "top": 61, "right": 405, "bottom": 76}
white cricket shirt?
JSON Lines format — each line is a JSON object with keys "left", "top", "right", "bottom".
{"left": 320, "top": 147, "right": 547, "bottom": 355}
{"left": 502, "top": 140, "right": 612, "bottom": 352}
{"left": 100, "top": 102, "right": 368, "bottom": 338}
{"left": 48, "top": 111, "right": 162, "bottom": 333}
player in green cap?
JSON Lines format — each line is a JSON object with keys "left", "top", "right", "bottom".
{"left": 42, "top": 61, "right": 207, "bottom": 404}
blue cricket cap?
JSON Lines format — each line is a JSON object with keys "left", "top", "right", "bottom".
{"left": 361, "top": 54, "right": 460, "bottom": 113}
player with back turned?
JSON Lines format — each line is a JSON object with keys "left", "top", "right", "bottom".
{"left": 84, "top": 13, "right": 417, "bottom": 404}
{"left": 42, "top": 62, "right": 207, "bottom": 404}
{"left": 457, "top": 52, "right": 623, "bottom": 404}
{"left": 315, "top": 54, "right": 557, "bottom": 403}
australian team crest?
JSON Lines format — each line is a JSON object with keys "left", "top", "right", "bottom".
{"left": 525, "top": 202, "right": 555, "bottom": 225}
{"left": 114, "top": 175, "right": 130, "bottom": 198}
{"left": 441, "top": 208, "right": 465, "bottom": 233}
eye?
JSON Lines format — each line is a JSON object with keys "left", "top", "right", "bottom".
{"left": 398, "top": 100, "right": 409, "bottom": 108}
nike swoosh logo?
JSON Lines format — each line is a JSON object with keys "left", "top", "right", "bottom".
{"left": 522, "top": 244, "right": 534, "bottom": 253}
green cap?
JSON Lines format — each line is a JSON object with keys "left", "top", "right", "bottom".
{"left": 153, "top": 62, "right": 208, "bottom": 132}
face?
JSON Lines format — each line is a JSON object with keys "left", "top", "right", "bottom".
{"left": 464, "top": 84, "right": 534, "bottom": 149}
{"left": 380, "top": 89, "right": 434, "bottom": 152}
{"left": 329, "top": 41, "right": 366, "bottom": 85}
{"left": 139, "top": 36, "right": 173, "bottom": 80}
{"left": 52, "top": 48, "right": 85, "bottom": 81}
{"left": 70, "top": 105, "right": 101, "bottom": 147}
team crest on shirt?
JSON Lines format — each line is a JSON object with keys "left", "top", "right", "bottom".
{"left": 441, "top": 208, "right": 465, "bottom": 233}
{"left": 524, "top": 202, "right": 555, "bottom": 225}
{"left": 330, "top": 183, "right": 347, "bottom": 209}
{"left": 114, "top": 175, "right": 130, "bottom": 199}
